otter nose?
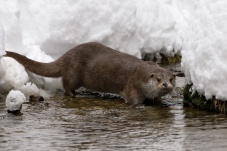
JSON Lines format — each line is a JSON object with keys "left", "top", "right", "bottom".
{"left": 163, "top": 83, "right": 168, "bottom": 87}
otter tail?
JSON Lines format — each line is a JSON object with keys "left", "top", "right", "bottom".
{"left": 5, "top": 51, "right": 62, "bottom": 78}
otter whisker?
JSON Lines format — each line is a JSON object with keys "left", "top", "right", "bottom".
{"left": 145, "top": 87, "right": 157, "bottom": 99}
{"left": 152, "top": 89, "right": 159, "bottom": 100}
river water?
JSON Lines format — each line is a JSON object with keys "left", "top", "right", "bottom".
{"left": 1, "top": 76, "right": 227, "bottom": 151}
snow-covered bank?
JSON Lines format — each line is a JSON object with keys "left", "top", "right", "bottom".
{"left": 178, "top": 0, "right": 227, "bottom": 100}
{"left": 0, "top": 0, "right": 227, "bottom": 101}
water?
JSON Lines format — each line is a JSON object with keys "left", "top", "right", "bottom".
{"left": 1, "top": 77, "right": 227, "bottom": 150}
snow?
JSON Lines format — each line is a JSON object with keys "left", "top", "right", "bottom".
{"left": 178, "top": 0, "right": 227, "bottom": 100}
{"left": 5, "top": 90, "right": 26, "bottom": 112}
{"left": 0, "top": 0, "right": 226, "bottom": 101}
{"left": 0, "top": 22, "right": 6, "bottom": 88}
{"left": 0, "top": 23, "right": 5, "bottom": 56}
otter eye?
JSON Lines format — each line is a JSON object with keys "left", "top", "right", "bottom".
{"left": 169, "top": 78, "right": 173, "bottom": 82}
{"left": 156, "top": 78, "right": 161, "bottom": 82}
{"left": 150, "top": 74, "right": 154, "bottom": 78}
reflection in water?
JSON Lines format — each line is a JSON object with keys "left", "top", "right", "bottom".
{"left": 183, "top": 109, "right": 227, "bottom": 151}
{"left": 1, "top": 95, "right": 227, "bottom": 151}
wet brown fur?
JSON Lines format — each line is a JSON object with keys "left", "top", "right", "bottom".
{"left": 5, "top": 42, "right": 175, "bottom": 105}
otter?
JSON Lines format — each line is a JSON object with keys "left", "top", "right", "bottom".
{"left": 4, "top": 42, "right": 175, "bottom": 105}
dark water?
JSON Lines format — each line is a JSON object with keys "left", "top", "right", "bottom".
{"left": 0, "top": 77, "right": 227, "bottom": 151}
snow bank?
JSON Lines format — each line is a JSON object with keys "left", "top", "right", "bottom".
{"left": 16, "top": 0, "right": 182, "bottom": 58}
{"left": 178, "top": 0, "right": 227, "bottom": 100}
{"left": 161, "top": 0, "right": 227, "bottom": 101}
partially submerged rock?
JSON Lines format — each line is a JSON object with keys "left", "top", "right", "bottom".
{"left": 5, "top": 90, "right": 26, "bottom": 113}
{"left": 183, "top": 84, "right": 227, "bottom": 114}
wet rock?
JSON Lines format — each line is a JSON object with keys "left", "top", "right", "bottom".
{"left": 29, "top": 95, "right": 45, "bottom": 102}
{"left": 183, "top": 84, "right": 227, "bottom": 114}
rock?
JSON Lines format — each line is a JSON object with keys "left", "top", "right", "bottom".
{"left": 5, "top": 90, "right": 26, "bottom": 112}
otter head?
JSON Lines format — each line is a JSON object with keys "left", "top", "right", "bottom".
{"left": 142, "top": 70, "right": 175, "bottom": 99}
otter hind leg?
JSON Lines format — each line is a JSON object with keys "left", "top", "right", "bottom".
{"left": 62, "top": 75, "right": 81, "bottom": 96}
